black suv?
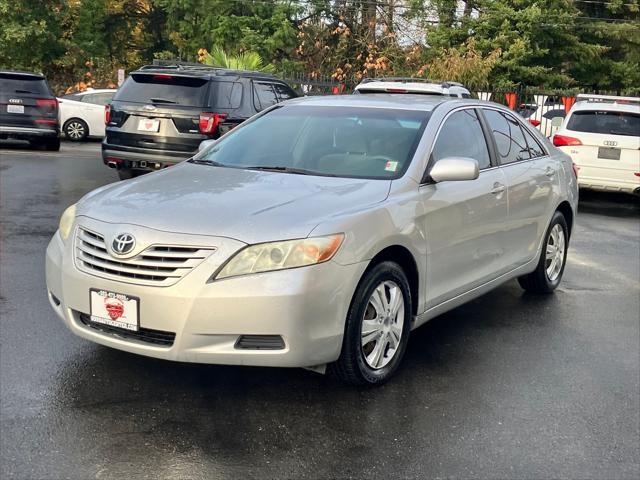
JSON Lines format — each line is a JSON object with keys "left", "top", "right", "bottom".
{"left": 103, "top": 62, "right": 298, "bottom": 179}
{"left": 0, "top": 71, "right": 60, "bottom": 150}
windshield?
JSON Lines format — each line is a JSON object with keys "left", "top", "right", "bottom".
{"left": 192, "top": 105, "right": 429, "bottom": 179}
{"left": 567, "top": 110, "right": 640, "bottom": 137}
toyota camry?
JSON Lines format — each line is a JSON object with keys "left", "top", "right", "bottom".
{"left": 46, "top": 94, "right": 578, "bottom": 385}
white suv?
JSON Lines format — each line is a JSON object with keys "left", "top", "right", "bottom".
{"left": 354, "top": 78, "right": 471, "bottom": 98}
{"left": 553, "top": 94, "right": 640, "bottom": 195}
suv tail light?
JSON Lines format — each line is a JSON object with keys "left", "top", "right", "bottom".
{"left": 553, "top": 134, "right": 582, "bottom": 147}
{"left": 36, "top": 98, "right": 58, "bottom": 112}
{"left": 528, "top": 119, "right": 541, "bottom": 127}
{"left": 105, "top": 104, "right": 111, "bottom": 125}
{"left": 199, "top": 113, "right": 227, "bottom": 135}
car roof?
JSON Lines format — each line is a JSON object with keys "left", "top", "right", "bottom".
{"left": 355, "top": 80, "right": 469, "bottom": 94}
{"left": 571, "top": 99, "right": 640, "bottom": 115}
{"left": 282, "top": 93, "right": 480, "bottom": 111}
{"left": 0, "top": 70, "right": 45, "bottom": 79}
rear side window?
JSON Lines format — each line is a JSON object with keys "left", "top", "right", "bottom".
{"left": 566, "top": 110, "right": 640, "bottom": 137}
{"left": 273, "top": 83, "right": 297, "bottom": 101}
{"left": 114, "top": 74, "right": 209, "bottom": 107}
{"left": 83, "top": 92, "right": 113, "bottom": 105}
{"left": 210, "top": 82, "right": 242, "bottom": 109}
{"left": 0, "top": 75, "right": 50, "bottom": 96}
{"left": 483, "top": 109, "right": 532, "bottom": 164}
{"left": 253, "top": 83, "right": 278, "bottom": 111}
{"left": 431, "top": 109, "right": 491, "bottom": 169}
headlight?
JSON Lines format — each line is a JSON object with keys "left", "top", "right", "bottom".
{"left": 215, "top": 234, "right": 344, "bottom": 280}
{"left": 58, "top": 204, "right": 77, "bottom": 242}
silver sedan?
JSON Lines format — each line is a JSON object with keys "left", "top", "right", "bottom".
{"left": 46, "top": 94, "right": 578, "bottom": 385}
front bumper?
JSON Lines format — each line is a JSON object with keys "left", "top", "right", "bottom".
{"left": 46, "top": 227, "right": 366, "bottom": 368}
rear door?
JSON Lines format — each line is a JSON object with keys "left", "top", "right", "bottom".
{"left": 481, "top": 108, "right": 558, "bottom": 269}
{"left": 562, "top": 108, "right": 640, "bottom": 191}
{"left": 80, "top": 93, "right": 112, "bottom": 137}
{"left": 0, "top": 73, "right": 57, "bottom": 129}
{"left": 107, "top": 73, "right": 211, "bottom": 155}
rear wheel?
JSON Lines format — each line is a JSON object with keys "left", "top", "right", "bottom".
{"left": 518, "top": 210, "right": 568, "bottom": 293}
{"left": 63, "top": 119, "right": 88, "bottom": 141}
{"left": 330, "top": 261, "right": 411, "bottom": 386}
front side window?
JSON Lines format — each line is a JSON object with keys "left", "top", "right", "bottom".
{"left": 193, "top": 105, "right": 429, "bottom": 179}
{"left": 431, "top": 109, "right": 491, "bottom": 169}
{"left": 483, "top": 109, "right": 532, "bottom": 164}
{"left": 566, "top": 110, "right": 640, "bottom": 137}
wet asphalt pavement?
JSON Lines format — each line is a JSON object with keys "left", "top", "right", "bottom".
{"left": 1, "top": 141, "right": 639, "bottom": 480}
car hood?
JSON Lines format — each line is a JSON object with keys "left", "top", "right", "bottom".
{"left": 79, "top": 163, "right": 391, "bottom": 244}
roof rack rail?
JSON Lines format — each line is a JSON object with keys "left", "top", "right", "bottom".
{"left": 137, "top": 60, "right": 278, "bottom": 78}
{"left": 576, "top": 93, "right": 640, "bottom": 105}
{"left": 359, "top": 77, "right": 465, "bottom": 88}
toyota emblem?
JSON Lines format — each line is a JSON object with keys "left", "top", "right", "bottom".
{"left": 112, "top": 233, "right": 136, "bottom": 255}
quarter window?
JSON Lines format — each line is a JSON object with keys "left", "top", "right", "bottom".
{"left": 520, "top": 126, "right": 546, "bottom": 158}
{"left": 273, "top": 83, "right": 297, "bottom": 101}
{"left": 431, "top": 109, "right": 491, "bottom": 170}
{"left": 253, "top": 82, "right": 278, "bottom": 111}
{"left": 483, "top": 109, "right": 532, "bottom": 164}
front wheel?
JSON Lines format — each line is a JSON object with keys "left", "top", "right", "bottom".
{"left": 518, "top": 211, "right": 569, "bottom": 293}
{"left": 330, "top": 261, "right": 412, "bottom": 386}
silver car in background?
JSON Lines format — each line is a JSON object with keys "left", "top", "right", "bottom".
{"left": 46, "top": 95, "right": 578, "bottom": 385}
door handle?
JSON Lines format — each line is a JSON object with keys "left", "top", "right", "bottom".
{"left": 545, "top": 167, "right": 556, "bottom": 177}
{"left": 491, "top": 182, "right": 506, "bottom": 194}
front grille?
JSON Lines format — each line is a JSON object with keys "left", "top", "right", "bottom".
{"left": 74, "top": 227, "right": 215, "bottom": 287}
{"left": 78, "top": 313, "right": 175, "bottom": 347}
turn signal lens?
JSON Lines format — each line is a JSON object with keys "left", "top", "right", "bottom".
{"left": 104, "top": 104, "right": 111, "bottom": 125}
{"left": 58, "top": 204, "right": 77, "bottom": 242}
{"left": 215, "top": 234, "right": 345, "bottom": 280}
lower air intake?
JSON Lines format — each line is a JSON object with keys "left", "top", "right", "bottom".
{"left": 235, "top": 335, "right": 285, "bottom": 350}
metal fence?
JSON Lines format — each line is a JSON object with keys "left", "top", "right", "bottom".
{"left": 276, "top": 72, "right": 639, "bottom": 137}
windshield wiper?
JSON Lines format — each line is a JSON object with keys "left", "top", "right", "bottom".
{"left": 14, "top": 89, "right": 36, "bottom": 94}
{"left": 188, "top": 158, "right": 226, "bottom": 167}
{"left": 149, "top": 97, "right": 177, "bottom": 104}
{"left": 244, "top": 166, "right": 337, "bottom": 177}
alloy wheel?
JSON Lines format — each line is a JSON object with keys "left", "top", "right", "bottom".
{"left": 545, "top": 224, "right": 566, "bottom": 282}
{"left": 66, "top": 121, "right": 85, "bottom": 140}
{"left": 361, "top": 280, "right": 405, "bottom": 369}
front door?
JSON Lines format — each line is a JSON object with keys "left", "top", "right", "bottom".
{"left": 418, "top": 108, "right": 509, "bottom": 308}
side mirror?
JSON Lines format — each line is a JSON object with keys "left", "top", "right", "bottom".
{"left": 551, "top": 117, "right": 564, "bottom": 128}
{"left": 198, "top": 139, "right": 216, "bottom": 152}
{"left": 429, "top": 157, "right": 480, "bottom": 183}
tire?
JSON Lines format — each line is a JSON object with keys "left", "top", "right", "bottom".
{"left": 44, "top": 138, "right": 61, "bottom": 151}
{"left": 117, "top": 169, "right": 138, "bottom": 180}
{"left": 63, "top": 119, "right": 88, "bottom": 141}
{"left": 330, "top": 261, "right": 412, "bottom": 386}
{"left": 518, "top": 210, "right": 569, "bottom": 294}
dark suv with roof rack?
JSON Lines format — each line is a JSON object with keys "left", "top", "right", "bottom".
{"left": 103, "top": 62, "right": 298, "bottom": 180}
{"left": 0, "top": 70, "right": 60, "bottom": 151}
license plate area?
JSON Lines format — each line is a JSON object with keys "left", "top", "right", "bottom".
{"left": 137, "top": 118, "right": 160, "bottom": 132}
{"left": 598, "top": 147, "right": 620, "bottom": 160}
{"left": 89, "top": 289, "right": 139, "bottom": 332}
{"left": 7, "top": 105, "right": 24, "bottom": 114}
